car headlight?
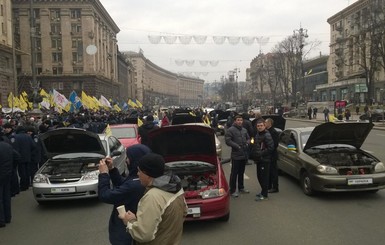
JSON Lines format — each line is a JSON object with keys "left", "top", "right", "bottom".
{"left": 81, "top": 170, "right": 99, "bottom": 181}
{"left": 200, "top": 188, "right": 226, "bottom": 199}
{"left": 33, "top": 174, "right": 49, "bottom": 183}
{"left": 316, "top": 165, "right": 338, "bottom": 174}
{"left": 374, "top": 162, "right": 385, "bottom": 173}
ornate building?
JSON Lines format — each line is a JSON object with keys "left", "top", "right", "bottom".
{"left": 124, "top": 51, "right": 204, "bottom": 108}
{"left": 11, "top": 0, "right": 127, "bottom": 101}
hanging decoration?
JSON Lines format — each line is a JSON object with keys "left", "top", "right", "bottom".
{"left": 175, "top": 59, "right": 185, "bottom": 66}
{"left": 209, "top": 60, "right": 219, "bottom": 67}
{"left": 199, "top": 60, "right": 209, "bottom": 66}
{"left": 185, "top": 60, "right": 195, "bottom": 66}
{"left": 147, "top": 34, "right": 271, "bottom": 45}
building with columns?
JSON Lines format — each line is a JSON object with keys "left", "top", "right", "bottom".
{"left": 11, "top": 0, "right": 127, "bottom": 101}
{"left": 124, "top": 51, "right": 204, "bottom": 108}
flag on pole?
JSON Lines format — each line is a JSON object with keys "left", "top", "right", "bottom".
{"left": 138, "top": 118, "right": 143, "bottom": 127}
{"left": 53, "top": 89, "right": 70, "bottom": 109}
{"left": 99, "top": 95, "right": 112, "bottom": 108}
{"left": 128, "top": 99, "right": 137, "bottom": 108}
{"left": 134, "top": 99, "right": 143, "bottom": 108}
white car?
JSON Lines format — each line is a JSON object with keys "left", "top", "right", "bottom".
{"left": 32, "top": 128, "right": 124, "bottom": 204}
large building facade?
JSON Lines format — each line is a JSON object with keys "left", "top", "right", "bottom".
{"left": 124, "top": 51, "right": 204, "bottom": 108}
{"left": 12, "top": 0, "right": 125, "bottom": 100}
{"left": 0, "top": 0, "right": 13, "bottom": 106}
{"left": 327, "top": 0, "right": 385, "bottom": 104}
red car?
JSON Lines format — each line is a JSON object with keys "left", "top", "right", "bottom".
{"left": 107, "top": 124, "right": 141, "bottom": 148}
{"left": 148, "top": 124, "right": 230, "bottom": 221}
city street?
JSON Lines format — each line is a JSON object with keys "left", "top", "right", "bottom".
{"left": 1, "top": 120, "right": 385, "bottom": 245}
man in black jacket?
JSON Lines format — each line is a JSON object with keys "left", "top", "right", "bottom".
{"left": 252, "top": 118, "right": 274, "bottom": 201}
{"left": 265, "top": 118, "right": 280, "bottom": 193}
{"left": 225, "top": 115, "right": 250, "bottom": 197}
{"left": 138, "top": 115, "right": 159, "bottom": 147}
{"left": 0, "top": 138, "right": 17, "bottom": 227}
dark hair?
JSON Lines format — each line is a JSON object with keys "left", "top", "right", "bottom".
{"left": 255, "top": 118, "right": 265, "bottom": 125}
{"left": 234, "top": 115, "right": 243, "bottom": 120}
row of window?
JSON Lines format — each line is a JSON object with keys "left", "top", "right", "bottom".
{"left": 31, "top": 9, "right": 81, "bottom": 19}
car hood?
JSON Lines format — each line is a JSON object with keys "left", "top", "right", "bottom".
{"left": 148, "top": 125, "right": 217, "bottom": 163}
{"left": 303, "top": 122, "right": 373, "bottom": 151}
{"left": 39, "top": 128, "right": 106, "bottom": 159}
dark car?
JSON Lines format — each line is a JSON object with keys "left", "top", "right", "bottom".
{"left": 359, "top": 108, "right": 385, "bottom": 122}
{"left": 277, "top": 122, "right": 385, "bottom": 195}
{"left": 148, "top": 124, "right": 230, "bottom": 221}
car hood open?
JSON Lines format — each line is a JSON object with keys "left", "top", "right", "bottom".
{"left": 39, "top": 128, "right": 106, "bottom": 159}
{"left": 303, "top": 122, "right": 373, "bottom": 151}
{"left": 148, "top": 125, "right": 217, "bottom": 163}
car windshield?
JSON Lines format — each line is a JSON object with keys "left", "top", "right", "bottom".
{"left": 100, "top": 140, "right": 107, "bottom": 152}
{"left": 110, "top": 127, "right": 136, "bottom": 138}
{"left": 300, "top": 131, "right": 312, "bottom": 150}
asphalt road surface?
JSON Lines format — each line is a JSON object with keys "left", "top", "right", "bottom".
{"left": 2, "top": 120, "right": 385, "bottom": 245}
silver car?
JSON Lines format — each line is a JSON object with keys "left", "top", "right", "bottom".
{"left": 277, "top": 122, "right": 385, "bottom": 195}
{"left": 33, "top": 128, "right": 124, "bottom": 204}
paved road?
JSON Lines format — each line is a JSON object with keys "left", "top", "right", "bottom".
{"left": 2, "top": 120, "right": 385, "bottom": 245}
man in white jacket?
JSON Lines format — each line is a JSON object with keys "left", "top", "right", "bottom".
{"left": 119, "top": 153, "right": 187, "bottom": 245}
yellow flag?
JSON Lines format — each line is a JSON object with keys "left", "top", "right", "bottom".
{"left": 138, "top": 118, "right": 143, "bottom": 127}
{"left": 40, "top": 89, "right": 49, "bottom": 98}
{"left": 105, "top": 124, "right": 112, "bottom": 136}
{"left": 113, "top": 104, "right": 121, "bottom": 112}
{"left": 135, "top": 99, "right": 143, "bottom": 108}
{"left": 8, "top": 92, "right": 14, "bottom": 108}
{"left": 128, "top": 99, "right": 137, "bottom": 108}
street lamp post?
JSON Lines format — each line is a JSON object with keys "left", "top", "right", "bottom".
{"left": 293, "top": 26, "right": 308, "bottom": 98}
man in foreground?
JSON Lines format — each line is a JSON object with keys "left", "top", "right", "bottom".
{"left": 119, "top": 153, "right": 187, "bottom": 245}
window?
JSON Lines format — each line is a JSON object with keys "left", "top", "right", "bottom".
{"left": 36, "top": 53, "right": 42, "bottom": 63}
{"left": 50, "top": 9, "right": 60, "bottom": 19}
{"left": 51, "top": 38, "right": 62, "bottom": 48}
{"left": 73, "top": 81, "right": 83, "bottom": 90}
{"left": 70, "top": 9, "right": 81, "bottom": 19}
{"left": 72, "top": 52, "right": 83, "bottom": 62}
{"left": 1, "top": 5, "right": 3, "bottom": 16}
{"left": 71, "top": 24, "right": 82, "bottom": 33}
{"left": 73, "top": 67, "right": 83, "bottom": 74}
{"left": 72, "top": 38, "right": 82, "bottom": 48}
{"left": 50, "top": 23, "right": 61, "bottom": 34}
{"left": 52, "top": 52, "right": 62, "bottom": 63}
{"left": 33, "top": 9, "right": 40, "bottom": 19}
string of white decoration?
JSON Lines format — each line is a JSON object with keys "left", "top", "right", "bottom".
{"left": 199, "top": 60, "right": 209, "bottom": 66}
{"left": 148, "top": 35, "right": 162, "bottom": 44}
{"left": 213, "top": 36, "right": 226, "bottom": 44}
{"left": 178, "top": 36, "right": 193, "bottom": 44}
{"left": 185, "top": 60, "right": 195, "bottom": 66}
{"left": 163, "top": 36, "right": 178, "bottom": 44}
{"left": 193, "top": 35, "right": 208, "bottom": 44}
{"left": 242, "top": 36, "right": 256, "bottom": 45}
{"left": 175, "top": 59, "right": 185, "bottom": 66}
{"left": 227, "top": 36, "right": 241, "bottom": 45}
{"left": 209, "top": 60, "right": 219, "bottom": 67}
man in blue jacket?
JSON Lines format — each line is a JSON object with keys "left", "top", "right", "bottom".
{"left": 98, "top": 144, "right": 149, "bottom": 245}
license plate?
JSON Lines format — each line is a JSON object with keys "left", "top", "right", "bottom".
{"left": 51, "top": 187, "right": 76, "bottom": 193}
{"left": 187, "top": 207, "right": 201, "bottom": 217}
{"left": 347, "top": 178, "right": 373, "bottom": 185}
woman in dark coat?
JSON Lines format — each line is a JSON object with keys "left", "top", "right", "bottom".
{"left": 98, "top": 144, "right": 150, "bottom": 245}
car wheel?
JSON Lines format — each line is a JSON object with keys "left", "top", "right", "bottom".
{"left": 300, "top": 171, "right": 314, "bottom": 196}
{"left": 218, "top": 212, "right": 230, "bottom": 222}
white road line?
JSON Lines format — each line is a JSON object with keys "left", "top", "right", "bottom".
{"left": 376, "top": 134, "right": 385, "bottom": 137}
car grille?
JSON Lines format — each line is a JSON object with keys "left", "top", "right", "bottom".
{"left": 338, "top": 167, "right": 372, "bottom": 175}
{"left": 49, "top": 177, "right": 81, "bottom": 183}
{"left": 39, "top": 191, "right": 97, "bottom": 198}
{"left": 325, "top": 183, "right": 379, "bottom": 190}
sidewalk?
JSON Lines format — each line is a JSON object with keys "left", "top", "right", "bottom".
{"left": 287, "top": 112, "right": 385, "bottom": 131}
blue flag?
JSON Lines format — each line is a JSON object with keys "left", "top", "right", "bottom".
{"left": 69, "top": 91, "right": 83, "bottom": 111}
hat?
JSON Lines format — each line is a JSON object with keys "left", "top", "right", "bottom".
{"left": 138, "top": 153, "right": 165, "bottom": 178}
{"left": 126, "top": 144, "right": 151, "bottom": 177}
{"left": 146, "top": 115, "right": 154, "bottom": 122}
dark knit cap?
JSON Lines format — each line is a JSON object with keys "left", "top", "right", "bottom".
{"left": 3, "top": 123, "right": 12, "bottom": 129}
{"left": 146, "top": 115, "right": 154, "bottom": 122}
{"left": 138, "top": 153, "right": 165, "bottom": 178}
{"left": 126, "top": 144, "right": 151, "bottom": 177}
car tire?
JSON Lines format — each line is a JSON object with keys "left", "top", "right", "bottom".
{"left": 218, "top": 212, "right": 230, "bottom": 222}
{"left": 300, "top": 171, "right": 314, "bottom": 196}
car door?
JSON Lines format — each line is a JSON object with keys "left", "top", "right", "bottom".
{"left": 109, "top": 136, "right": 127, "bottom": 175}
{"left": 278, "top": 130, "right": 299, "bottom": 178}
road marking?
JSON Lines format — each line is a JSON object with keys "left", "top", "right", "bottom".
{"left": 376, "top": 134, "right": 385, "bottom": 137}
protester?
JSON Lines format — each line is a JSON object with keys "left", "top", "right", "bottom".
{"left": 98, "top": 144, "right": 150, "bottom": 245}
{"left": 251, "top": 118, "right": 274, "bottom": 201}
{"left": 138, "top": 115, "right": 159, "bottom": 147}
{"left": 225, "top": 115, "right": 250, "bottom": 197}
{"left": 265, "top": 118, "right": 280, "bottom": 193}
{"left": 0, "top": 137, "right": 18, "bottom": 228}
{"left": 323, "top": 107, "right": 330, "bottom": 122}
{"left": 160, "top": 112, "right": 170, "bottom": 127}
{"left": 312, "top": 107, "right": 317, "bottom": 119}
{"left": 119, "top": 153, "right": 187, "bottom": 245}
{"left": 345, "top": 109, "right": 351, "bottom": 121}
{"left": 307, "top": 107, "right": 312, "bottom": 120}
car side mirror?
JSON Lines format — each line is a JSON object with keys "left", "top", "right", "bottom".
{"left": 111, "top": 150, "right": 122, "bottom": 158}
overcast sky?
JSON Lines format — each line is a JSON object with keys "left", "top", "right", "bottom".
{"left": 99, "top": 0, "right": 358, "bottom": 82}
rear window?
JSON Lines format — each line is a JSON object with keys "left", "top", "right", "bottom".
{"left": 110, "top": 127, "right": 136, "bottom": 138}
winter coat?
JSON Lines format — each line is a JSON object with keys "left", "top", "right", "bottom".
{"left": 126, "top": 174, "right": 187, "bottom": 245}
{"left": 251, "top": 130, "right": 274, "bottom": 164}
{"left": 98, "top": 144, "right": 150, "bottom": 245}
{"left": 138, "top": 122, "right": 159, "bottom": 146}
{"left": 14, "top": 131, "right": 36, "bottom": 163}
{"left": 0, "top": 141, "right": 14, "bottom": 182}
{"left": 225, "top": 123, "right": 250, "bottom": 160}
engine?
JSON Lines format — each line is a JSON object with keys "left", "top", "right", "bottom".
{"left": 180, "top": 172, "right": 218, "bottom": 199}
